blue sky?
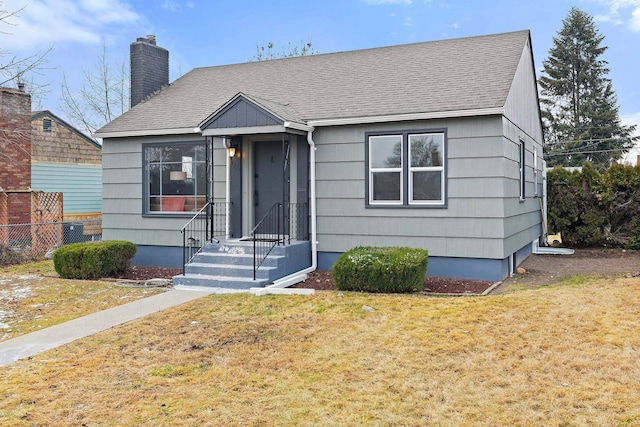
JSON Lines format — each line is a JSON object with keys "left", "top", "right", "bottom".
{"left": 3, "top": 0, "right": 640, "bottom": 162}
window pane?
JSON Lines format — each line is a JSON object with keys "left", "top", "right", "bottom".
{"left": 373, "top": 172, "right": 401, "bottom": 201}
{"left": 147, "top": 146, "right": 162, "bottom": 163}
{"left": 148, "top": 163, "right": 161, "bottom": 196}
{"left": 144, "top": 142, "right": 206, "bottom": 213}
{"left": 195, "top": 162, "right": 207, "bottom": 196}
{"left": 410, "top": 134, "right": 444, "bottom": 167}
{"left": 412, "top": 171, "right": 442, "bottom": 201}
{"left": 370, "top": 135, "right": 402, "bottom": 168}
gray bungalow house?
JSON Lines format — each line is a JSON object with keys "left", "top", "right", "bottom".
{"left": 95, "top": 30, "right": 545, "bottom": 288}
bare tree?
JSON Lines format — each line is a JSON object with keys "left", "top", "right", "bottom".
{"left": 0, "top": 4, "right": 53, "bottom": 172}
{"left": 60, "top": 44, "right": 129, "bottom": 136}
{"left": 0, "top": 5, "right": 53, "bottom": 94}
{"left": 251, "top": 38, "right": 317, "bottom": 61}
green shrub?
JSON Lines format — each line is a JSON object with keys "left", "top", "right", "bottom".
{"left": 547, "top": 162, "right": 640, "bottom": 248}
{"left": 53, "top": 240, "right": 137, "bottom": 279}
{"left": 332, "top": 246, "right": 428, "bottom": 293}
{"left": 627, "top": 218, "right": 640, "bottom": 250}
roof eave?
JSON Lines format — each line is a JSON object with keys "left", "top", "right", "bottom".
{"left": 94, "top": 127, "right": 200, "bottom": 139}
{"left": 307, "top": 107, "right": 505, "bottom": 127}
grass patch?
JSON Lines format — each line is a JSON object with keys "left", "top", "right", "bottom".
{"left": 0, "top": 261, "right": 167, "bottom": 342}
{"left": 1, "top": 277, "right": 640, "bottom": 425}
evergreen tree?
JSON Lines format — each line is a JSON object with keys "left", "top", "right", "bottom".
{"left": 539, "top": 7, "right": 638, "bottom": 170}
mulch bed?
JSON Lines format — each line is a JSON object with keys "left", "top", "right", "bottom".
{"left": 111, "top": 266, "right": 494, "bottom": 295}
{"left": 293, "top": 270, "right": 494, "bottom": 295}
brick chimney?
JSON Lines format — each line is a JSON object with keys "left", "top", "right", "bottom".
{"left": 0, "top": 87, "right": 32, "bottom": 224}
{"left": 0, "top": 87, "right": 32, "bottom": 191}
{"left": 130, "top": 35, "right": 169, "bottom": 108}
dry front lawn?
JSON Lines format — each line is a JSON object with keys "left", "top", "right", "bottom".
{"left": 1, "top": 275, "right": 640, "bottom": 426}
{"left": 0, "top": 261, "right": 167, "bottom": 342}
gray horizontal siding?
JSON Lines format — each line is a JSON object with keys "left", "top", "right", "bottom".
{"left": 102, "top": 135, "right": 204, "bottom": 246}
{"left": 316, "top": 197, "right": 507, "bottom": 218}
{"left": 316, "top": 234, "right": 504, "bottom": 259}
{"left": 501, "top": 116, "right": 544, "bottom": 256}
{"left": 313, "top": 116, "right": 540, "bottom": 259}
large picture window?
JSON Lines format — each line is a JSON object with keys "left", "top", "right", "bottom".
{"left": 143, "top": 142, "right": 206, "bottom": 214}
{"left": 366, "top": 130, "right": 446, "bottom": 207}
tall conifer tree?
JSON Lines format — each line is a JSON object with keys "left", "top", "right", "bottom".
{"left": 539, "top": 7, "right": 637, "bottom": 170}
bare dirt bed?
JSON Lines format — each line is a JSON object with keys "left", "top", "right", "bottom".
{"left": 113, "top": 248, "right": 640, "bottom": 295}
{"left": 495, "top": 247, "right": 640, "bottom": 292}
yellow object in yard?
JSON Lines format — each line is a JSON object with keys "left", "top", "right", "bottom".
{"left": 547, "top": 233, "right": 562, "bottom": 246}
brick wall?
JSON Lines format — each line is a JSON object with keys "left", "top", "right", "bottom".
{"left": 31, "top": 114, "right": 101, "bottom": 165}
{"left": 0, "top": 87, "right": 32, "bottom": 192}
{"left": 7, "top": 191, "right": 30, "bottom": 224}
{"left": 130, "top": 36, "right": 169, "bottom": 108}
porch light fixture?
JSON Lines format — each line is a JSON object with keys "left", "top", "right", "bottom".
{"left": 170, "top": 171, "right": 188, "bottom": 181}
{"left": 223, "top": 137, "right": 238, "bottom": 158}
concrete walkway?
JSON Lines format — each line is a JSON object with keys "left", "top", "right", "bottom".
{"left": 0, "top": 288, "right": 228, "bottom": 367}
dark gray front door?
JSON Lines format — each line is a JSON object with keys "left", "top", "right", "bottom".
{"left": 254, "top": 140, "right": 289, "bottom": 224}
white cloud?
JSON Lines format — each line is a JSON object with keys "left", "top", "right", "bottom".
{"left": 632, "top": 6, "right": 640, "bottom": 29}
{"left": 161, "top": 0, "right": 179, "bottom": 11}
{"left": 2, "top": 0, "right": 140, "bottom": 51}
{"left": 162, "top": 0, "right": 196, "bottom": 12}
{"left": 590, "top": 0, "right": 640, "bottom": 30}
{"left": 594, "top": 14, "right": 624, "bottom": 24}
{"left": 621, "top": 112, "right": 640, "bottom": 165}
{"left": 363, "top": 0, "right": 413, "bottom": 5}
{"left": 621, "top": 111, "right": 640, "bottom": 134}
{"left": 403, "top": 16, "right": 413, "bottom": 27}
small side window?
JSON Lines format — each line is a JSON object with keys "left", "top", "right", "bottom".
{"left": 43, "top": 119, "right": 52, "bottom": 132}
{"left": 519, "top": 139, "right": 526, "bottom": 200}
{"left": 533, "top": 148, "right": 539, "bottom": 196}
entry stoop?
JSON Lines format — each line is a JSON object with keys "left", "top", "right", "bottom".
{"left": 173, "top": 240, "right": 311, "bottom": 289}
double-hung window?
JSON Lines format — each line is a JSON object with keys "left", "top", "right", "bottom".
{"left": 367, "top": 130, "right": 446, "bottom": 207}
{"left": 143, "top": 142, "right": 207, "bottom": 214}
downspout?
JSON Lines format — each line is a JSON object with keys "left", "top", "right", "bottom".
{"left": 252, "top": 127, "right": 317, "bottom": 294}
{"left": 225, "top": 145, "right": 231, "bottom": 238}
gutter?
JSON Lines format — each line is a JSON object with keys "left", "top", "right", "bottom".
{"left": 251, "top": 128, "right": 318, "bottom": 296}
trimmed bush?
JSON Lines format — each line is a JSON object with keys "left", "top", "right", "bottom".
{"left": 53, "top": 240, "right": 137, "bottom": 279}
{"left": 332, "top": 246, "right": 428, "bottom": 293}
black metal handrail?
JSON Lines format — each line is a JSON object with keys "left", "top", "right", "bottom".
{"left": 288, "top": 202, "right": 309, "bottom": 243}
{"left": 181, "top": 202, "right": 230, "bottom": 275}
{"left": 251, "top": 203, "right": 283, "bottom": 280}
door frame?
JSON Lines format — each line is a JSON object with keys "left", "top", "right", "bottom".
{"left": 238, "top": 134, "right": 298, "bottom": 237}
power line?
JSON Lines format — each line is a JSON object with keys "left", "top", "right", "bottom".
{"left": 544, "top": 147, "right": 628, "bottom": 157}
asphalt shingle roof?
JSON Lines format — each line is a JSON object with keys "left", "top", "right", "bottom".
{"left": 97, "top": 30, "right": 530, "bottom": 135}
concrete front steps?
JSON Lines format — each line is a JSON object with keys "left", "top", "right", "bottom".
{"left": 173, "top": 239, "right": 311, "bottom": 289}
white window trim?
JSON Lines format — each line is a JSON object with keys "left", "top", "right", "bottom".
{"left": 408, "top": 133, "right": 446, "bottom": 206}
{"left": 368, "top": 135, "right": 403, "bottom": 205}
{"left": 366, "top": 130, "right": 447, "bottom": 207}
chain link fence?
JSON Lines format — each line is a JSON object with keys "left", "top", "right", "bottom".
{"left": 0, "top": 219, "right": 102, "bottom": 263}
